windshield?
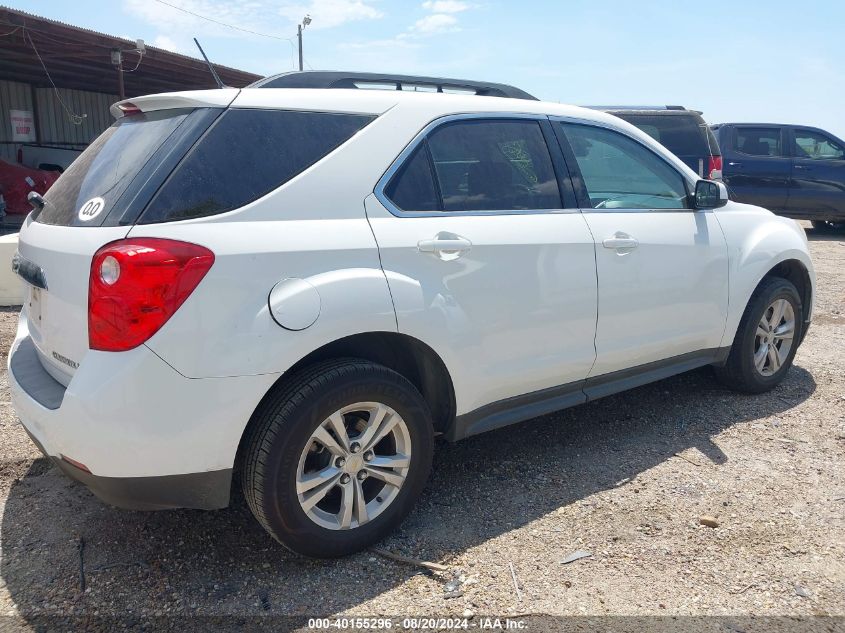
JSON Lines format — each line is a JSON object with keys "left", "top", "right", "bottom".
{"left": 37, "top": 109, "right": 190, "bottom": 226}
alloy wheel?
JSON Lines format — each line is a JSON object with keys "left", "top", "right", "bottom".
{"left": 295, "top": 402, "right": 411, "bottom": 530}
{"left": 753, "top": 298, "right": 795, "bottom": 376}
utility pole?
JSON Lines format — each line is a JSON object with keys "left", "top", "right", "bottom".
{"left": 111, "top": 49, "right": 126, "bottom": 100}
{"left": 297, "top": 24, "right": 303, "bottom": 71}
{"left": 111, "top": 41, "right": 144, "bottom": 101}
{"left": 297, "top": 15, "right": 312, "bottom": 72}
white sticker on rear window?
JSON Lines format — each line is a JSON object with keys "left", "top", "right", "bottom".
{"left": 78, "top": 197, "right": 106, "bottom": 221}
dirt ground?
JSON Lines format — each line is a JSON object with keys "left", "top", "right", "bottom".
{"left": 0, "top": 223, "right": 842, "bottom": 631}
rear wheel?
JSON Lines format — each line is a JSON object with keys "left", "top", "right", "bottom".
{"left": 242, "top": 358, "right": 434, "bottom": 557}
{"left": 715, "top": 277, "right": 803, "bottom": 393}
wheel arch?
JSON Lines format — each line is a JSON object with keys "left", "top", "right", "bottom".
{"left": 717, "top": 208, "right": 816, "bottom": 351}
{"left": 761, "top": 258, "right": 813, "bottom": 339}
{"left": 234, "top": 331, "right": 456, "bottom": 472}
{"left": 724, "top": 254, "right": 814, "bottom": 349}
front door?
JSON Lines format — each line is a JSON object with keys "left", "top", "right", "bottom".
{"left": 554, "top": 120, "right": 730, "bottom": 380}
{"left": 366, "top": 117, "right": 598, "bottom": 416}
{"left": 788, "top": 127, "right": 845, "bottom": 221}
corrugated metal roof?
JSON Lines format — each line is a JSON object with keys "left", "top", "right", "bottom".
{"left": 0, "top": 6, "right": 262, "bottom": 96}
{"left": 0, "top": 4, "right": 256, "bottom": 76}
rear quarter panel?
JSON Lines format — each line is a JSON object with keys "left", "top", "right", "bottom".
{"left": 130, "top": 218, "right": 397, "bottom": 378}
{"left": 127, "top": 103, "right": 433, "bottom": 379}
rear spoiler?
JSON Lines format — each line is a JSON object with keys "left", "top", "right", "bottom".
{"left": 110, "top": 88, "right": 240, "bottom": 118}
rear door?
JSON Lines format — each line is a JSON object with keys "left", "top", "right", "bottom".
{"left": 721, "top": 125, "right": 790, "bottom": 210}
{"left": 554, "top": 120, "right": 729, "bottom": 381}
{"left": 15, "top": 99, "right": 226, "bottom": 386}
{"left": 787, "top": 127, "right": 845, "bottom": 221}
{"left": 367, "top": 116, "right": 598, "bottom": 415}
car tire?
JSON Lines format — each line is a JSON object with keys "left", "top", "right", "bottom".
{"left": 241, "top": 358, "right": 434, "bottom": 558}
{"left": 714, "top": 277, "right": 803, "bottom": 394}
{"left": 811, "top": 220, "right": 845, "bottom": 232}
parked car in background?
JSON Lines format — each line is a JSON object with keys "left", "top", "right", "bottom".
{"left": 9, "top": 72, "right": 814, "bottom": 558}
{"left": 593, "top": 106, "right": 722, "bottom": 179}
{"left": 713, "top": 123, "right": 845, "bottom": 231}
{"left": 18, "top": 144, "right": 82, "bottom": 172}
{"left": 0, "top": 160, "right": 60, "bottom": 216}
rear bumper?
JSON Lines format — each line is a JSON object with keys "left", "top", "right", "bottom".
{"left": 55, "top": 463, "right": 232, "bottom": 511}
{"left": 23, "top": 425, "right": 230, "bottom": 510}
{"left": 8, "top": 312, "right": 280, "bottom": 510}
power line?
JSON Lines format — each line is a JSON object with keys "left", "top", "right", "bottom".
{"left": 153, "top": 0, "right": 293, "bottom": 42}
{"left": 152, "top": 0, "right": 296, "bottom": 69}
{"left": 24, "top": 30, "right": 86, "bottom": 125}
{"left": 120, "top": 50, "right": 145, "bottom": 73}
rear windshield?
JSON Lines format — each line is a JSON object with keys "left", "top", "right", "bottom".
{"left": 613, "top": 113, "right": 717, "bottom": 157}
{"left": 37, "top": 109, "right": 190, "bottom": 226}
{"left": 138, "top": 109, "right": 375, "bottom": 223}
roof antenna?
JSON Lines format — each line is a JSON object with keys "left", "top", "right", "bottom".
{"left": 193, "top": 37, "right": 226, "bottom": 89}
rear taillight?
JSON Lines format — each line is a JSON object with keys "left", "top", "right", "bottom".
{"left": 88, "top": 238, "right": 214, "bottom": 351}
{"left": 708, "top": 155, "right": 723, "bottom": 179}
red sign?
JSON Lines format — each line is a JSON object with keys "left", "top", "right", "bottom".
{"left": 10, "top": 110, "right": 36, "bottom": 143}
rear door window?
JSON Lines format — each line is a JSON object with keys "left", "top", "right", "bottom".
{"left": 139, "top": 109, "right": 375, "bottom": 224}
{"left": 428, "top": 119, "right": 561, "bottom": 212}
{"left": 37, "top": 109, "right": 190, "bottom": 226}
{"left": 383, "top": 118, "right": 563, "bottom": 213}
{"left": 383, "top": 144, "right": 440, "bottom": 212}
{"left": 736, "top": 127, "right": 783, "bottom": 157}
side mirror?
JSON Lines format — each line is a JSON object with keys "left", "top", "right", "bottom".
{"left": 694, "top": 179, "right": 729, "bottom": 209}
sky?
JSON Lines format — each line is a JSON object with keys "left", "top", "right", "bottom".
{"left": 8, "top": 0, "right": 845, "bottom": 140}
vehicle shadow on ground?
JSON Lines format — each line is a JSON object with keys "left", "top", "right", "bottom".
{"left": 805, "top": 226, "right": 845, "bottom": 242}
{"left": 0, "top": 363, "right": 816, "bottom": 625}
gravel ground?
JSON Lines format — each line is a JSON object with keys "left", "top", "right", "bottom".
{"left": 0, "top": 223, "right": 842, "bottom": 630}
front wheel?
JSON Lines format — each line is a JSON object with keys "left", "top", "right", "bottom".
{"left": 241, "top": 358, "right": 434, "bottom": 557}
{"left": 715, "top": 277, "right": 803, "bottom": 393}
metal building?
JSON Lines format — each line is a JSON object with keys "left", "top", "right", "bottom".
{"left": 0, "top": 6, "right": 260, "bottom": 166}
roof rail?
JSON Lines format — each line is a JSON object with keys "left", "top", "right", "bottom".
{"left": 248, "top": 71, "right": 538, "bottom": 101}
{"left": 585, "top": 105, "right": 689, "bottom": 111}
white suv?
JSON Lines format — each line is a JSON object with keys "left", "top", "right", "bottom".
{"left": 9, "top": 73, "right": 814, "bottom": 557}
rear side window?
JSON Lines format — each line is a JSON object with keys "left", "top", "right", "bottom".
{"left": 613, "top": 113, "right": 709, "bottom": 157}
{"left": 140, "top": 109, "right": 374, "bottom": 223}
{"left": 704, "top": 125, "right": 721, "bottom": 158}
{"left": 736, "top": 127, "right": 782, "bottom": 157}
{"left": 37, "top": 109, "right": 190, "bottom": 226}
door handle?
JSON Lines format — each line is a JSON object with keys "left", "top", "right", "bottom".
{"left": 602, "top": 233, "right": 639, "bottom": 252}
{"left": 794, "top": 165, "right": 811, "bottom": 170}
{"left": 418, "top": 233, "right": 472, "bottom": 260}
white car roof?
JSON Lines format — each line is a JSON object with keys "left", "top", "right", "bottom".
{"left": 118, "top": 87, "right": 617, "bottom": 124}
